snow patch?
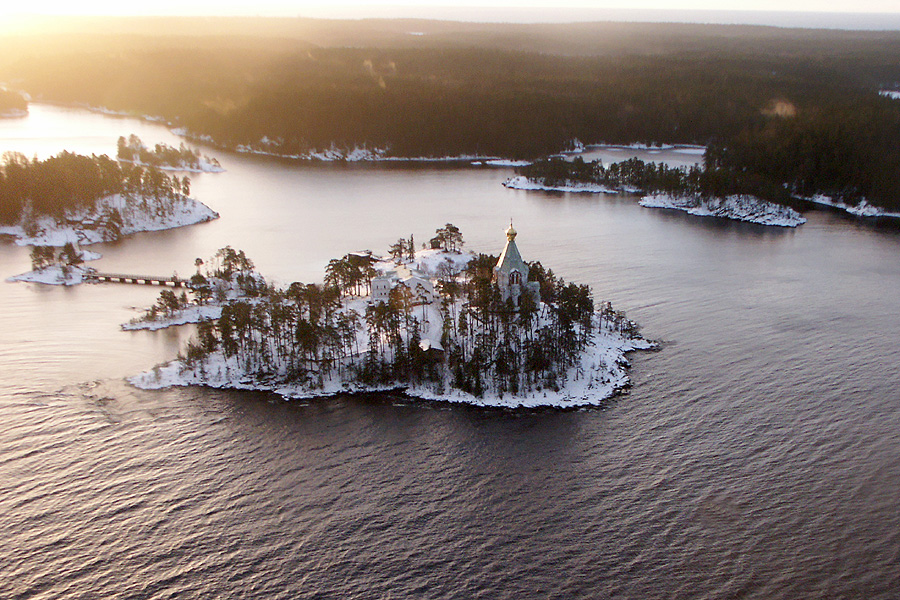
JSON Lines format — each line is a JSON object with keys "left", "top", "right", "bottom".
{"left": 128, "top": 316, "right": 655, "bottom": 409}
{"left": 119, "top": 157, "right": 224, "bottom": 174}
{"left": 639, "top": 194, "right": 806, "bottom": 227}
{"left": 672, "top": 147, "right": 706, "bottom": 155}
{"left": 484, "top": 159, "right": 532, "bottom": 167}
{"left": 405, "top": 247, "right": 474, "bottom": 278}
{"left": 503, "top": 176, "right": 619, "bottom": 194}
{"left": 7, "top": 265, "right": 90, "bottom": 286}
{"left": 123, "top": 304, "right": 223, "bottom": 331}
{"left": 0, "top": 194, "right": 218, "bottom": 247}
{"left": 804, "top": 194, "right": 900, "bottom": 219}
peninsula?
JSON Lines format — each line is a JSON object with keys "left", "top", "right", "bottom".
{"left": 130, "top": 225, "right": 654, "bottom": 409}
{"left": 0, "top": 149, "right": 219, "bottom": 250}
{"left": 504, "top": 157, "right": 806, "bottom": 227}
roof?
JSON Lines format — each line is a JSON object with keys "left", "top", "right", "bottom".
{"left": 495, "top": 237, "right": 529, "bottom": 275}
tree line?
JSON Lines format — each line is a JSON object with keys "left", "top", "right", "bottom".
{"left": 117, "top": 134, "right": 219, "bottom": 171}
{"left": 0, "top": 151, "right": 190, "bottom": 228}
{"left": 519, "top": 156, "right": 795, "bottom": 204}
{"left": 170, "top": 228, "right": 633, "bottom": 398}
{"left": 6, "top": 27, "right": 898, "bottom": 208}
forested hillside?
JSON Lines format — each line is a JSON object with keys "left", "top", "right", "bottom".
{"left": 2, "top": 18, "right": 899, "bottom": 207}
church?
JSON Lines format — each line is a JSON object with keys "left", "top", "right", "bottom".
{"left": 493, "top": 222, "right": 541, "bottom": 306}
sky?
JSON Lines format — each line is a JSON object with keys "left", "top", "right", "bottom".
{"left": 2, "top": 0, "right": 900, "bottom": 29}
{"left": 2, "top": 0, "right": 900, "bottom": 17}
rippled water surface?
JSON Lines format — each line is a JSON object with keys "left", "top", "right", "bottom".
{"left": 1, "top": 105, "right": 899, "bottom": 599}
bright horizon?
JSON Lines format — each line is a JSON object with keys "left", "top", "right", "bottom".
{"left": 2, "top": 0, "right": 900, "bottom": 19}
{"left": 2, "top": 7, "right": 900, "bottom": 33}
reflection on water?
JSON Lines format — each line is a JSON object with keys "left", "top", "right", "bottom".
{"left": 1, "top": 105, "right": 900, "bottom": 599}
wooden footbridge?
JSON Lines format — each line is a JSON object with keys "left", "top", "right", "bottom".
{"left": 85, "top": 271, "right": 186, "bottom": 287}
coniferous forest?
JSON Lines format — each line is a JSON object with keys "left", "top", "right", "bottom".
{"left": 161, "top": 232, "right": 641, "bottom": 399}
{"left": 0, "top": 151, "right": 190, "bottom": 227}
{"left": 2, "top": 18, "right": 900, "bottom": 208}
{"left": 517, "top": 155, "right": 799, "bottom": 205}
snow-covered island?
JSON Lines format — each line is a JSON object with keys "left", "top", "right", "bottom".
{"left": 0, "top": 151, "right": 218, "bottom": 248}
{"left": 504, "top": 157, "right": 807, "bottom": 227}
{"left": 117, "top": 134, "right": 224, "bottom": 173}
{"left": 6, "top": 244, "right": 101, "bottom": 286}
{"left": 129, "top": 225, "right": 655, "bottom": 409}
{"left": 1, "top": 192, "right": 218, "bottom": 247}
{"left": 231, "top": 139, "right": 503, "bottom": 164}
{"left": 639, "top": 194, "right": 805, "bottom": 227}
{"left": 504, "top": 175, "right": 621, "bottom": 195}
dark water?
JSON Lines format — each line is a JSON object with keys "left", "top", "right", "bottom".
{"left": 1, "top": 106, "right": 899, "bottom": 598}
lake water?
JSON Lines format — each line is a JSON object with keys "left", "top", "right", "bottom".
{"left": 2, "top": 105, "right": 899, "bottom": 599}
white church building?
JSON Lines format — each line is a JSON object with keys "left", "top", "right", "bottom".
{"left": 493, "top": 222, "right": 541, "bottom": 306}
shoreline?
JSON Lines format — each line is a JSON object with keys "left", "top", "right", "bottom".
{"left": 0, "top": 194, "right": 218, "bottom": 248}
{"left": 639, "top": 193, "right": 806, "bottom": 227}
{"left": 802, "top": 194, "right": 900, "bottom": 220}
{"left": 129, "top": 326, "right": 656, "bottom": 410}
{"left": 504, "top": 177, "right": 807, "bottom": 227}
{"left": 508, "top": 174, "right": 900, "bottom": 223}
{"left": 117, "top": 157, "right": 225, "bottom": 174}
{"left": 124, "top": 245, "right": 657, "bottom": 410}
{"left": 37, "top": 103, "right": 680, "bottom": 165}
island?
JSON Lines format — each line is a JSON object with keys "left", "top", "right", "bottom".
{"left": 0, "top": 149, "right": 219, "bottom": 249}
{"left": 504, "top": 156, "right": 806, "bottom": 227}
{"left": 117, "top": 135, "right": 224, "bottom": 173}
{"left": 129, "top": 224, "right": 654, "bottom": 409}
{"left": 0, "top": 89, "right": 28, "bottom": 118}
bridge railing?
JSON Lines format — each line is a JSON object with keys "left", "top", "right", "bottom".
{"left": 86, "top": 272, "right": 186, "bottom": 286}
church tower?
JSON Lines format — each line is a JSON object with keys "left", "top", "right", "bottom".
{"left": 493, "top": 222, "right": 540, "bottom": 306}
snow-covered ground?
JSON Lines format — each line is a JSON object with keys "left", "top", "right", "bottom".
{"left": 0, "top": 108, "right": 28, "bottom": 118}
{"left": 129, "top": 316, "right": 655, "bottom": 409}
{"left": 7, "top": 265, "right": 91, "bottom": 286}
{"left": 583, "top": 142, "right": 705, "bottom": 152}
{"left": 400, "top": 247, "right": 474, "bottom": 277}
{"left": 233, "top": 142, "right": 502, "bottom": 164}
{"left": 126, "top": 245, "right": 655, "bottom": 409}
{"left": 639, "top": 194, "right": 806, "bottom": 227}
{"left": 6, "top": 247, "right": 101, "bottom": 286}
{"left": 123, "top": 304, "right": 224, "bottom": 331}
{"left": 0, "top": 194, "right": 218, "bottom": 247}
{"left": 503, "top": 176, "right": 620, "bottom": 194}
{"left": 503, "top": 176, "right": 804, "bottom": 227}
{"left": 481, "top": 159, "right": 533, "bottom": 167}
{"left": 119, "top": 157, "right": 224, "bottom": 173}
{"left": 804, "top": 194, "right": 900, "bottom": 219}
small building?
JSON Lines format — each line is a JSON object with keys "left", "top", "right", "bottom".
{"left": 371, "top": 265, "right": 435, "bottom": 304}
{"left": 493, "top": 222, "right": 540, "bottom": 306}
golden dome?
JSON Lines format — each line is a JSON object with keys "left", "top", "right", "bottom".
{"left": 505, "top": 221, "right": 517, "bottom": 241}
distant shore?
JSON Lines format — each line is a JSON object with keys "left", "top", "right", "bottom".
{"left": 504, "top": 176, "right": 806, "bottom": 227}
